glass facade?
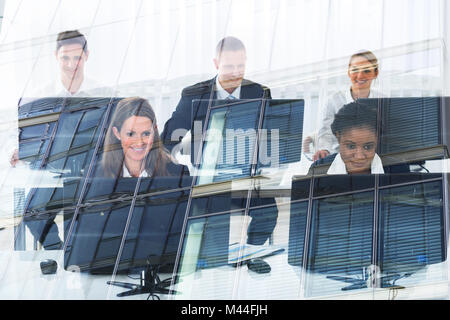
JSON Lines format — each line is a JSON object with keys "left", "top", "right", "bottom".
{"left": 0, "top": 0, "right": 449, "bottom": 301}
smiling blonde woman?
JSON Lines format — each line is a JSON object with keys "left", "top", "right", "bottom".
{"left": 314, "top": 50, "right": 382, "bottom": 161}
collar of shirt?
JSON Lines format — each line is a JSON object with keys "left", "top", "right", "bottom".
{"left": 346, "top": 87, "right": 380, "bottom": 102}
{"left": 327, "top": 152, "right": 385, "bottom": 175}
{"left": 122, "top": 164, "right": 150, "bottom": 178}
{"left": 215, "top": 76, "right": 241, "bottom": 100}
{"left": 55, "top": 76, "right": 105, "bottom": 97}
{"left": 55, "top": 77, "right": 86, "bottom": 97}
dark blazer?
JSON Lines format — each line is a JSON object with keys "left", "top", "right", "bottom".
{"left": 160, "top": 77, "right": 275, "bottom": 249}
{"left": 161, "top": 77, "right": 271, "bottom": 156}
{"left": 85, "top": 159, "right": 192, "bottom": 199}
{"left": 26, "top": 160, "right": 191, "bottom": 251}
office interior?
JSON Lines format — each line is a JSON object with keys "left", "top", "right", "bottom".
{"left": 0, "top": 0, "right": 450, "bottom": 300}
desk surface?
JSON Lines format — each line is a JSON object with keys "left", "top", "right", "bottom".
{"left": 0, "top": 250, "right": 177, "bottom": 300}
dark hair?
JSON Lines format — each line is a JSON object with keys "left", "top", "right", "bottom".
{"left": 56, "top": 30, "right": 88, "bottom": 53}
{"left": 102, "top": 97, "right": 172, "bottom": 178}
{"left": 215, "top": 36, "right": 246, "bottom": 59}
{"left": 348, "top": 50, "right": 378, "bottom": 73}
{"left": 331, "top": 102, "right": 378, "bottom": 137}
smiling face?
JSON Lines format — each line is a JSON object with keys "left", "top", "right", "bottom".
{"left": 337, "top": 126, "right": 377, "bottom": 174}
{"left": 348, "top": 56, "right": 378, "bottom": 93}
{"left": 112, "top": 115, "right": 155, "bottom": 171}
{"left": 55, "top": 43, "right": 88, "bottom": 83}
{"left": 214, "top": 49, "right": 246, "bottom": 94}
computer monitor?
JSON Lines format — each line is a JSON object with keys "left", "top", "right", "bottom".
{"left": 195, "top": 98, "right": 304, "bottom": 184}
{"left": 288, "top": 173, "right": 445, "bottom": 292}
{"left": 359, "top": 96, "right": 450, "bottom": 159}
{"left": 63, "top": 176, "right": 191, "bottom": 274}
{"left": 16, "top": 97, "right": 123, "bottom": 250}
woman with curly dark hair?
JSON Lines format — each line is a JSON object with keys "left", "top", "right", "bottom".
{"left": 310, "top": 101, "right": 384, "bottom": 175}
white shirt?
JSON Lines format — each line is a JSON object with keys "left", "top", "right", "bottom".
{"left": 316, "top": 88, "right": 382, "bottom": 154}
{"left": 326, "top": 152, "right": 385, "bottom": 174}
{"left": 8, "top": 77, "right": 120, "bottom": 168}
{"left": 215, "top": 76, "right": 241, "bottom": 100}
{"left": 31, "top": 76, "right": 118, "bottom": 98}
{"left": 122, "top": 164, "right": 150, "bottom": 178}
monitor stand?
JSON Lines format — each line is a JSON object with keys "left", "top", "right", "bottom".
{"left": 107, "top": 256, "right": 179, "bottom": 300}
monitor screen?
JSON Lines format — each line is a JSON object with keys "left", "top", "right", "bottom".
{"left": 359, "top": 97, "right": 443, "bottom": 156}
{"left": 63, "top": 176, "right": 190, "bottom": 274}
{"left": 16, "top": 97, "right": 123, "bottom": 250}
{"left": 288, "top": 173, "right": 445, "bottom": 294}
{"left": 195, "top": 99, "right": 304, "bottom": 185}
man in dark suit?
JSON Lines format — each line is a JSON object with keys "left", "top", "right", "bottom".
{"left": 161, "top": 36, "right": 271, "bottom": 166}
{"left": 161, "top": 37, "right": 277, "bottom": 273}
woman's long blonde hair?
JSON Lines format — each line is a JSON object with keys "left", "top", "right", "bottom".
{"left": 101, "top": 97, "right": 172, "bottom": 178}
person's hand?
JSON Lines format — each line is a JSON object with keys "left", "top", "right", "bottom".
{"left": 9, "top": 149, "right": 19, "bottom": 167}
{"left": 313, "top": 150, "right": 329, "bottom": 162}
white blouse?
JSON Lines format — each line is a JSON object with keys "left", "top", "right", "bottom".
{"left": 122, "top": 165, "right": 150, "bottom": 178}
{"left": 316, "top": 88, "right": 383, "bottom": 154}
{"left": 327, "top": 153, "right": 385, "bottom": 175}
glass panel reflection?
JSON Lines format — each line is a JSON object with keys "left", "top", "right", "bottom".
{"left": 382, "top": 97, "right": 441, "bottom": 154}
{"left": 189, "top": 191, "right": 247, "bottom": 217}
{"left": 256, "top": 99, "right": 304, "bottom": 174}
{"left": 64, "top": 201, "right": 132, "bottom": 273}
{"left": 380, "top": 162, "right": 441, "bottom": 186}
{"left": 360, "top": 97, "right": 441, "bottom": 155}
{"left": 313, "top": 174, "right": 375, "bottom": 197}
{"left": 378, "top": 180, "right": 445, "bottom": 288}
{"left": 83, "top": 168, "right": 192, "bottom": 203}
{"left": 64, "top": 189, "right": 189, "bottom": 275}
{"left": 287, "top": 201, "right": 309, "bottom": 267}
{"left": 175, "top": 213, "right": 245, "bottom": 299}
{"left": 235, "top": 204, "right": 299, "bottom": 300}
{"left": 177, "top": 201, "right": 300, "bottom": 299}
{"left": 196, "top": 100, "right": 261, "bottom": 185}
{"left": 19, "top": 122, "right": 55, "bottom": 169}
{"left": 16, "top": 98, "right": 119, "bottom": 250}
{"left": 306, "top": 192, "right": 374, "bottom": 297}
{"left": 18, "top": 97, "right": 65, "bottom": 119}
{"left": 112, "top": 190, "right": 189, "bottom": 277}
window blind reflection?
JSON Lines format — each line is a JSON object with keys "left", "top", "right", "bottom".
{"left": 197, "top": 101, "right": 261, "bottom": 184}
{"left": 256, "top": 100, "right": 304, "bottom": 174}
{"left": 378, "top": 181, "right": 445, "bottom": 287}
{"left": 306, "top": 192, "right": 374, "bottom": 297}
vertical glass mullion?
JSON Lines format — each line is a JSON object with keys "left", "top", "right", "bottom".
{"left": 251, "top": 99, "right": 266, "bottom": 177}
{"left": 106, "top": 177, "right": 141, "bottom": 299}
{"left": 378, "top": 179, "right": 445, "bottom": 289}
{"left": 15, "top": 114, "right": 60, "bottom": 249}
{"left": 63, "top": 99, "right": 117, "bottom": 254}
{"left": 230, "top": 99, "right": 266, "bottom": 298}
{"left": 305, "top": 190, "right": 374, "bottom": 297}
{"left": 299, "top": 175, "right": 316, "bottom": 298}
{"left": 372, "top": 175, "right": 380, "bottom": 280}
